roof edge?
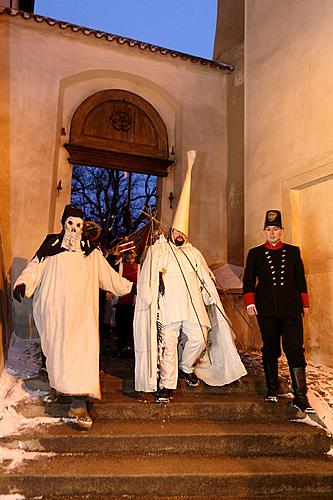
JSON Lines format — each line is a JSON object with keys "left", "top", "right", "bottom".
{"left": 0, "top": 7, "right": 234, "bottom": 72}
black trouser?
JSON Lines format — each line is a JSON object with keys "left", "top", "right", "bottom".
{"left": 116, "top": 303, "right": 134, "bottom": 351}
{"left": 257, "top": 315, "right": 306, "bottom": 368}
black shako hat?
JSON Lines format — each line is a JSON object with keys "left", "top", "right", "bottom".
{"left": 263, "top": 210, "right": 283, "bottom": 229}
{"left": 61, "top": 204, "right": 85, "bottom": 225}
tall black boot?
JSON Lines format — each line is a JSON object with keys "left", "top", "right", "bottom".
{"left": 263, "top": 360, "right": 279, "bottom": 403}
{"left": 289, "top": 366, "right": 315, "bottom": 414}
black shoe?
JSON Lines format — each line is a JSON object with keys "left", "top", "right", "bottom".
{"left": 42, "top": 389, "right": 58, "bottom": 403}
{"left": 292, "top": 396, "right": 316, "bottom": 414}
{"left": 264, "top": 392, "right": 278, "bottom": 403}
{"left": 179, "top": 370, "right": 200, "bottom": 387}
{"left": 156, "top": 387, "right": 174, "bottom": 403}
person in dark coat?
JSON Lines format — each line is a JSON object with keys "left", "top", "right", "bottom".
{"left": 115, "top": 248, "right": 139, "bottom": 357}
{"left": 243, "top": 210, "right": 315, "bottom": 413}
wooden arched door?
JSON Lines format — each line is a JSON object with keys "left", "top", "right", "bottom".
{"left": 65, "top": 89, "right": 174, "bottom": 176}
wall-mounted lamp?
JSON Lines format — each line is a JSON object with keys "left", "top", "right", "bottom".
{"left": 168, "top": 192, "right": 174, "bottom": 209}
{"left": 169, "top": 146, "right": 175, "bottom": 158}
{"left": 56, "top": 180, "right": 62, "bottom": 196}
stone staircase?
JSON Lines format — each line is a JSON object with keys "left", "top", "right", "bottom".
{"left": 0, "top": 356, "right": 332, "bottom": 499}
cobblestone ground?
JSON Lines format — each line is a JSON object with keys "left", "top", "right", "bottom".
{"left": 241, "top": 350, "right": 333, "bottom": 412}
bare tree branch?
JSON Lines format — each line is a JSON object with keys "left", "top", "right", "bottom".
{"left": 71, "top": 166, "right": 157, "bottom": 243}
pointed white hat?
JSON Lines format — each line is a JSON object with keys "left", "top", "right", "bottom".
{"left": 172, "top": 150, "right": 196, "bottom": 237}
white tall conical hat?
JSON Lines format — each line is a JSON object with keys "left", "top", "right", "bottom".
{"left": 172, "top": 150, "right": 196, "bottom": 237}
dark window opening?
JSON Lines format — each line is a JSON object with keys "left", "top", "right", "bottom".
{"left": 71, "top": 164, "right": 157, "bottom": 246}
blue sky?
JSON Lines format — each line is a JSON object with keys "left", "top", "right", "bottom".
{"left": 34, "top": 0, "right": 218, "bottom": 59}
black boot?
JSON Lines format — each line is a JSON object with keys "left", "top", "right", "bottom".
{"left": 156, "top": 387, "right": 174, "bottom": 403}
{"left": 289, "top": 366, "right": 315, "bottom": 414}
{"left": 263, "top": 360, "right": 279, "bottom": 403}
{"left": 179, "top": 369, "right": 200, "bottom": 387}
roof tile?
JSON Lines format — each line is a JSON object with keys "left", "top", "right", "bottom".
{"left": 0, "top": 7, "right": 234, "bottom": 72}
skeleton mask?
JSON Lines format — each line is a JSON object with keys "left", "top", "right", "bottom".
{"left": 62, "top": 216, "right": 83, "bottom": 252}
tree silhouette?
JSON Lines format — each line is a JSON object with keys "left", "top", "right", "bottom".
{"left": 71, "top": 165, "right": 157, "bottom": 242}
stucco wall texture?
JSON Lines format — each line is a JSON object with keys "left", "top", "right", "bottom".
{"left": 0, "top": 12, "right": 230, "bottom": 339}
{"left": 244, "top": 0, "right": 333, "bottom": 367}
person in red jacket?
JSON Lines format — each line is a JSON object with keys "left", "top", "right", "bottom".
{"left": 113, "top": 248, "right": 139, "bottom": 357}
{"left": 243, "top": 210, "right": 315, "bottom": 414}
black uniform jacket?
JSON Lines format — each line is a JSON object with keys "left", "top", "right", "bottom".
{"left": 243, "top": 243, "right": 308, "bottom": 317}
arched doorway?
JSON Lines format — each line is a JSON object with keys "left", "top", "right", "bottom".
{"left": 65, "top": 88, "right": 175, "bottom": 241}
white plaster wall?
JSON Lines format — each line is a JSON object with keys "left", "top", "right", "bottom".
{"left": 2, "top": 15, "right": 229, "bottom": 336}
{"left": 245, "top": 0, "right": 333, "bottom": 243}
{"left": 244, "top": 0, "right": 333, "bottom": 367}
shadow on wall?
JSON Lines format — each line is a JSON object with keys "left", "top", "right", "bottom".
{"left": 0, "top": 284, "right": 11, "bottom": 369}
{"left": 11, "top": 257, "right": 39, "bottom": 341}
{"left": 0, "top": 228, "right": 13, "bottom": 370}
{"left": 0, "top": 13, "right": 11, "bottom": 371}
{"left": 4, "top": 256, "right": 42, "bottom": 377}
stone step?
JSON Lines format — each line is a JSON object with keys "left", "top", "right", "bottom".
{"left": 1, "top": 419, "right": 330, "bottom": 456}
{"left": 21, "top": 496, "right": 333, "bottom": 500}
{"left": 24, "top": 372, "right": 290, "bottom": 396}
{"left": 1, "top": 454, "right": 332, "bottom": 498}
{"left": 16, "top": 393, "right": 300, "bottom": 422}
{"left": 121, "top": 374, "right": 283, "bottom": 396}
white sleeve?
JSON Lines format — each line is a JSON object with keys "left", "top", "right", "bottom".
{"left": 14, "top": 257, "right": 42, "bottom": 297}
{"left": 97, "top": 251, "right": 133, "bottom": 296}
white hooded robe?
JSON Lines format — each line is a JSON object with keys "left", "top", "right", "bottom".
{"left": 15, "top": 249, "right": 132, "bottom": 398}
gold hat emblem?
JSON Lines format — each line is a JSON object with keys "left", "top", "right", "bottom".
{"left": 267, "top": 211, "right": 278, "bottom": 222}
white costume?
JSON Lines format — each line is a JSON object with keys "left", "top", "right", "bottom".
{"left": 134, "top": 235, "right": 247, "bottom": 392}
{"left": 134, "top": 151, "right": 246, "bottom": 393}
{"left": 15, "top": 220, "right": 132, "bottom": 399}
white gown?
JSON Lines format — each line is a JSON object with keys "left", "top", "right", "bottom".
{"left": 15, "top": 249, "right": 132, "bottom": 398}
{"left": 134, "top": 236, "right": 247, "bottom": 392}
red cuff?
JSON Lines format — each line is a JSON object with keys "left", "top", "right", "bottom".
{"left": 301, "top": 293, "right": 309, "bottom": 308}
{"left": 244, "top": 292, "right": 255, "bottom": 307}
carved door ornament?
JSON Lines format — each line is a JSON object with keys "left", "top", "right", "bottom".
{"left": 111, "top": 110, "right": 133, "bottom": 131}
